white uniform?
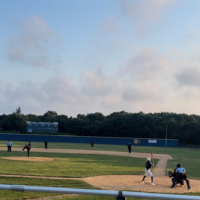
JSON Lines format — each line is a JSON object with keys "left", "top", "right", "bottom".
{"left": 145, "top": 168, "right": 153, "bottom": 176}
{"left": 141, "top": 159, "right": 154, "bottom": 184}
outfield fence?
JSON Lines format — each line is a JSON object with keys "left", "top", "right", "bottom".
{"left": 0, "top": 184, "right": 199, "bottom": 200}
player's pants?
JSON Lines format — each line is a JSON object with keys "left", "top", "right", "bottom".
{"left": 142, "top": 169, "right": 154, "bottom": 183}
{"left": 22, "top": 146, "right": 31, "bottom": 157}
{"left": 145, "top": 169, "right": 153, "bottom": 176}
{"left": 7, "top": 146, "right": 11, "bottom": 152}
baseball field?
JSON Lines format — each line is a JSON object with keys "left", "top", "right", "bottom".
{"left": 0, "top": 141, "right": 199, "bottom": 200}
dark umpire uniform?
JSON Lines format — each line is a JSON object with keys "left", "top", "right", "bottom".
{"left": 169, "top": 164, "right": 184, "bottom": 186}
{"left": 22, "top": 141, "right": 31, "bottom": 157}
{"left": 171, "top": 164, "right": 191, "bottom": 189}
{"left": 44, "top": 140, "right": 48, "bottom": 149}
{"left": 127, "top": 143, "right": 132, "bottom": 154}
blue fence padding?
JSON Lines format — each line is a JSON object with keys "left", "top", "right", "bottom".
{"left": 0, "top": 133, "right": 178, "bottom": 147}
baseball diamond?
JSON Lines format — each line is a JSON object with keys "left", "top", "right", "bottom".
{"left": 0, "top": 146, "right": 200, "bottom": 195}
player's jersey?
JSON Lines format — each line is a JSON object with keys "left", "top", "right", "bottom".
{"left": 145, "top": 161, "right": 153, "bottom": 170}
{"left": 176, "top": 167, "right": 185, "bottom": 173}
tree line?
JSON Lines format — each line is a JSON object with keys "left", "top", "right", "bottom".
{"left": 0, "top": 107, "right": 200, "bottom": 144}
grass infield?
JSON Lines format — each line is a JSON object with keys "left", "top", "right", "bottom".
{"left": 0, "top": 151, "right": 149, "bottom": 177}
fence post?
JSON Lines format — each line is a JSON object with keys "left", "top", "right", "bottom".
{"left": 116, "top": 191, "right": 126, "bottom": 200}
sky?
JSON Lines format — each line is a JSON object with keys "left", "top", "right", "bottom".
{"left": 1, "top": 0, "right": 200, "bottom": 117}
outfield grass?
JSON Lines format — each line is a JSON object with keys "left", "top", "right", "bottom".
{"left": 0, "top": 176, "right": 97, "bottom": 200}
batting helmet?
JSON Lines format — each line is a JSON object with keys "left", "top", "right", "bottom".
{"left": 147, "top": 157, "right": 151, "bottom": 161}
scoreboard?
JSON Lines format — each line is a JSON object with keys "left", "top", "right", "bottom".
{"left": 27, "top": 121, "right": 58, "bottom": 134}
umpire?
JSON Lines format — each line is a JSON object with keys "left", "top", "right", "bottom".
{"left": 171, "top": 163, "right": 191, "bottom": 189}
{"left": 7, "top": 140, "right": 13, "bottom": 152}
{"left": 169, "top": 164, "right": 184, "bottom": 187}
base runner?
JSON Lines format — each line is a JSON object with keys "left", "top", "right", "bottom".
{"left": 141, "top": 157, "right": 155, "bottom": 185}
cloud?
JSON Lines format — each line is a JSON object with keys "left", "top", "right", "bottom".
{"left": 120, "top": 47, "right": 172, "bottom": 81}
{"left": 0, "top": 75, "right": 80, "bottom": 115}
{"left": 122, "top": 84, "right": 164, "bottom": 102}
{"left": 6, "top": 16, "right": 61, "bottom": 68}
{"left": 2, "top": 45, "right": 200, "bottom": 116}
{"left": 175, "top": 68, "right": 200, "bottom": 87}
{"left": 0, "top": 46, "right": 174, "bottom": 116}
{"left": 80, "top": 69, "right": 112, "bottom": 97}
{"left": 104, "top": 16, "right": 118, "bottom": 33}
{"left": 119, "top": 0, "right": 176, "bottom": 34}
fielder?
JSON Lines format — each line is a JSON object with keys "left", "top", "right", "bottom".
{"left": 141, "top": 157, "right": 155, "bottom": 185}
{"left": 22, "top": 141, "right": 31, "bottom": 157}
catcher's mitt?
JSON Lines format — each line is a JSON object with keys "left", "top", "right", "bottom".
{"left": 168, "top": 171, "right": 172, "bottom": 177}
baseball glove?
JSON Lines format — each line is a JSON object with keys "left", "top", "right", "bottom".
{"left": 168, "top": 171, "right": 172, "bottom": 177}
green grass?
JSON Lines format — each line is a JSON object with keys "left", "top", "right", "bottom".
{"left": 1, "top": 140, "right": 200, "bottom": 179}
{"left": 0, "top": 151, "right": 152, "bottom": 177}
{"left": 0, "top": 176, "right": 97, "bottom": 200}
{"left": 0, "top": 140, "right": 200, "bottom": 199}
{"left": 0, "top": 140, "right": 130, "bottom": 150}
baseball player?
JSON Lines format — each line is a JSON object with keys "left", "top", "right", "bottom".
{"left": 141, "top": 157, "right": 155, "bottom": 185}
{"left": 171, "top": 163, "right": 191, "bottom": 190}
{"left": 169, "top": 164, "right": 184, "bottom": 187}
{"left": 44, "top": 140, "right": 48, "bottom": 149}
{"left": 127, "top": 143, "right": 132, "bottom": 154}
{"left": 22, "top": 141, "right": 31, "bottom": 157}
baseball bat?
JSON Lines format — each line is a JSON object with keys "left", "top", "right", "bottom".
{"left": 151, "top": 152, "right": 154, "bottom": 162}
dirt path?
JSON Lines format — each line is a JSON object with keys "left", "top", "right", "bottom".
{"left": 0, "top": 148, "right": 198, "bottom": 194}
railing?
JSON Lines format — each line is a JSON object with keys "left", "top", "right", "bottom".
{"left": 0, "top": 184, "right": 199, "bottom": 200}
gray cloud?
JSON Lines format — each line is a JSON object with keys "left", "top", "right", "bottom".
{"left": 119, "top": 0, "right": 176, "bottom": 34}
{"left": 122, "top": 85, "right": 164, "bottom": 102}
{"left": 6, "top": 16, "right": 61, "bottom": 68}
{"left": 175, "top": 68, "right": 200, "bottom": 87}
{"left": 120, "top": 47, "right": 172, "bottom": 81}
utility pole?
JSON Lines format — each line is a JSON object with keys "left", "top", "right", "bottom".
{"left": 165, "top": 124, "right": 168, "bottom": 147}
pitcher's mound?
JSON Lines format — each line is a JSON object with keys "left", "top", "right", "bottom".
{"left": 2, "top": 157, "right": 54, "bottom": 162}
